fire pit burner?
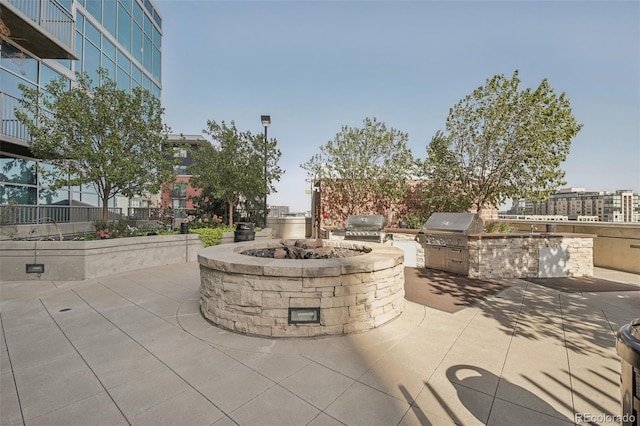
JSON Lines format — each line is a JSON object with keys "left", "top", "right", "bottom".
{"left": 241, "top": 239, "right": 370, "bottom": 259}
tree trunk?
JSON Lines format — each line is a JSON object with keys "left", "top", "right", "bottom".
{"left": 102, "top": 195, "right": 110, "bottom": 221}
{"left": 228, "top": 200, "right": 234, "bottom": 227}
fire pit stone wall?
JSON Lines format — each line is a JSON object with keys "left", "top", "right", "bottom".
{"left": 198, "top": 239, "right": 405, "bottom": 337}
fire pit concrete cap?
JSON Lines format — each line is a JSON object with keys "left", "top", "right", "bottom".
{"left": 198, "top": 239, "right": 403, "bottom": 278}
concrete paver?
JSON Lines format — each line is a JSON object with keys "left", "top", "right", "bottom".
{"left": 1, "top": 262, "right": 639, "bottom": 425}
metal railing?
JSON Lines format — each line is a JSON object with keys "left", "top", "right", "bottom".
{"left": 6, "top": 0, "right": 74, "bottom": 49}
{"left": 127, "top": 207, "right": 164, "bottom": 220}
{"left": 1, "top": 92, "right": 31, "bottom": 142}
{"left": 0, "top": 204, "right": 123, "bottom": 225}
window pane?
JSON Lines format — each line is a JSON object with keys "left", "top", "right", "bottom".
{"left": 84, "top": 41, "right": 100, "bottom": 84}
{"left": 58, "top": 0, "right": 72, "bottom": 12}
{"left": 132, "top": 23, "right": 142, "bottom": 63}
{"left": 1, "top": 69, "right": 36, "bottom": 97}
{"left": 85, "top": 20, "right": 101, "bottom": 47}
{"left": 133, "top": 0, "right": 143, "bottom": 23}
{"left": 143, "top": 35, "right": 151, "bottom": 71}
{"left": 75, "top": 31, "right": 83, "bottom": 62}
{"left": 152, "top": 45, "right": 160, "bottom": 80}
{"left": 153, "top": 9, "right": 161, "bottom": 28}
{"left": 40, "top": 64, "right": 62, "bottom": 87}
{"left": 103, "top": 0, "right": 117, "bottom": 36}
{"left": 0, "top": 184, "right": 36, "bottom": 204}
{"left": 152, "top": 25, "right": 160, "bottom": 48}
{"left": 117, "top": 66, "right": 130, "bottom": 91}
{"left": 85, "top": 0, "right": 102, "bottom": 22}
{"left": 116, "top": 49, "right": 130, "bottom": 73}
{"left": 39, "top": 188, "right": 69, "bottom": 205}
{"left": 117, "top": 3, "right": 131, "bottom": 51}
{"left": 131, "top": 63, "right": 142, "bottom": 83}
{"left": 151, "top": 83, "right": 160, "bottom": 99}
{"left": 120, "top": 0, "right": 131, "bottom": 13}
{"left": 76, "top": 12, "right": 85, "bottom": 33}
{"left": 144, "top": 14, "right": 152, "bottom": 37}
{"left": 102, "top": 54, "right": 116, "bottom": 80}
{"left": 79, "top": 192, "right": 100, "bottom": 206}
{"left": 142, "top": 73, "right": 150, "bottom": 90}
{"left": 0, "top": 157, "right": 37, "bottom": 184}
{"left": 1, "top": 41, "right": 38, "bottom": 83}
{"left": 102, "top": 36, "right": 116, "bottom": 59}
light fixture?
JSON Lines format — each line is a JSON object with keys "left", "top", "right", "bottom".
{"left": 288, "top": 307, "right": 320, "bottom": 324}
{"left": 26, "top": 264, "right": 45, "bottom": 274}
{"left": 261, "top": 115, "right": 271, "bottom": 228}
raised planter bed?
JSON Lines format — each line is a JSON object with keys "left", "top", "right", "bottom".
{"left": 1, "top": 229, "right": 273, "bottom": 281}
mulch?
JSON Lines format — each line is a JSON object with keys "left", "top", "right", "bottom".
{"left": 523, "top": 277, "right": 640, "bottom": 293}
{"left": 403, "top": 267, "right": 508, "bottom": 313}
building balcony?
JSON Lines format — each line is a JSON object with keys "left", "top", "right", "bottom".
{"left": 1, "top": 0, "right": 77, "bottom": 60}
{"left": 1, "top": 92, "right": 31, "bottom": 147}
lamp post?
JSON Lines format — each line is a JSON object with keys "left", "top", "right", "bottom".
{"left": 261, "top": 115, "right": 271, "bottom": 228}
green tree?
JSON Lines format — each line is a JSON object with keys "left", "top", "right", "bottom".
{"left": 301, "top": 117, "right": 414, "bottom": 221}
{"left": 420, "top": 131, "right": 472, "bottom": 216}
{"left": 15, "top": 69, "right": 175, "bottom": 221}
{"left": 441, "top": 70, "right": 582, "bottom": 215}
{"left": 188, "top": 120, "right": 283, "bottom": 227}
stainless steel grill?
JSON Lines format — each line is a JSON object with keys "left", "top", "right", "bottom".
{"left": 416, "top": 213, "right": 484, "bottom": 275}
{"left": 344, "top": 215, "right": 390, "bottom": 243}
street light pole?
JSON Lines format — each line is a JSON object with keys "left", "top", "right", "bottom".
{"left": 261, "top": 115, "right": 271, "bottom": 228}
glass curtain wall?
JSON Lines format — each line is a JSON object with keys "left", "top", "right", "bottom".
{"left": 0, "top": 0, "right": 162, "bottom": 210}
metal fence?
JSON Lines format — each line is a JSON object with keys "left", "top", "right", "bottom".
{"left": 0, "top": 204, "right": 122, "bottom": 225}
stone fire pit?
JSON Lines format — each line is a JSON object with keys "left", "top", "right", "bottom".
{"left": 198, "top": 239, "right": 405, "bottom": 337}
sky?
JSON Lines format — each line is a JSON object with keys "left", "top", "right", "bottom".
{"left": 157, "top": 0, "right": 640, "bottom": 213}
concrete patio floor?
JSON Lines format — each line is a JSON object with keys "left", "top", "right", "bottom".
{"left": 1, "top": 264, "right": 639, "bottom": 426}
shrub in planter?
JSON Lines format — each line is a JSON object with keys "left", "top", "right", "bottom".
{"left": 189, "top": 227, "right": 226, "bottom": 247}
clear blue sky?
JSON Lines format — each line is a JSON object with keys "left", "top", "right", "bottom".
{"left": 158, "top": 0, "right": 640, "bottom": 212}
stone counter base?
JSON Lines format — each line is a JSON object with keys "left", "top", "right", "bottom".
{"left": 468, "top": 235, "right": 594, "bottom": 279}
{"left": 198, "top": 240, "right": 405, "bottom": 338}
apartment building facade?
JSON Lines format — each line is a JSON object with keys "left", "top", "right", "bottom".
{"left": 1, "top": 0, "right": 162, "bottom": 221}
{"left": 161, "top": 134, "right": 208, "bottom": 211}
{"left": 508, "top": 188, "right": 640, "bottom": 222}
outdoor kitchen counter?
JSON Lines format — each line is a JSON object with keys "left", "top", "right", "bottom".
{"left": 465, "top": 232, "right": 596, "bottom": 279}
{"left": 467, "top": 232, "right": 598, "bottom": 239}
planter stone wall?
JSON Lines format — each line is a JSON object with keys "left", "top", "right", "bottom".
{"left": 1, "top": 228, "right": 273, "bottom": 281}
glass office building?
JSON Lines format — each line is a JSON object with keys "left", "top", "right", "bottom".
{"left": 1, "top": 0, "right": 162, "bottom": 217}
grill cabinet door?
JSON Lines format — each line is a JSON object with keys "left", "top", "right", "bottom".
{"left": 426, "top": 246, "right": 446, "bottom": 270}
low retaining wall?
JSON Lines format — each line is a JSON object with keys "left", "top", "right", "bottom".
{"left": 198, "top": 239, "right": 405, "bottom": 337}
{"left": 0, "top": 234, "right": 204, "bottom": 281}
{"left": 0, "top": 229, "right": 273, "bottom": 281}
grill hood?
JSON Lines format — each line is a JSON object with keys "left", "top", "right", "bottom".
{"left": 346, "top": 215, "right": 385, "bottom": 230}
{"left": 421, "top": 213, "right": 484, "bottom": 235}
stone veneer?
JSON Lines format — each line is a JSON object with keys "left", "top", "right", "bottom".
{"left": 198, "top": 239, "right": 405, "bottom": 338}
{"left": 467, "top": 233, "right": 595, "bottom": 279}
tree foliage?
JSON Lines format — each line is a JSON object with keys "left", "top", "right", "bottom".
{"left": 432, "top": 70, "right": 582, "bottom": 214}
{"left": 419, "top": 131, "right": 472, "bottom": 216}
{"left": 15, "top": 69, "right": 175, "bottom": 220}
{"left": 301, "top": 117, "right": 415, "bottom": 222}
{"left": 188, "top": 120, "right": 283, "bottom": 227}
